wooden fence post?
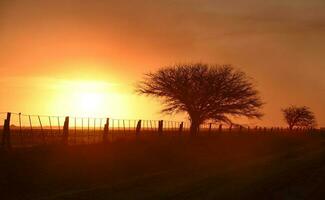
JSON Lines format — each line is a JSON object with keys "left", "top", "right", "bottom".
{"left": 179, "top": 122, "right": 184, "bottom": 134}
{"left": 38, "top": 115, "right": 45, "bottom": 142}
{"left": 57, "top": 116, "right": 60, "bottom": 134}
{"left": 29, "top": 115, "right": 33, "bottom": 134}
{"left": 208, "top": 123, "right": 212, "bottom": 135}
{"left": 103, "top": 118, "right": 109, "bottom": 143}
{"left": 158, "top": 120, "right": 163, "bottom": 135}
{"left": 18, "top": 113, "right": 22, "bottom": 135}
{"left": 63, "top": 116, "right": 69, "bottom": 144}
{"left": 49, "top": 117, "right": 53, "bottom": 135}
{"left": 1, "top": 112, "right": 11, "bottom": 149}
{"left": 136, "top": 120, "right": 142, "bottom": 136}
{"left": 219, "top": 124, "right": 222, "bottom": 133}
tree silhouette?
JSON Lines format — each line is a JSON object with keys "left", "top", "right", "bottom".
{"left": 136, "top": 63, "right": 263, "bottom": 135}
{"left": 282, "top": 106, "right": 316, "bottom": 130}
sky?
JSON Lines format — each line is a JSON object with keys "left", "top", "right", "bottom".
{"left": 0, "top": 0, "right": 325, "bottom": 126}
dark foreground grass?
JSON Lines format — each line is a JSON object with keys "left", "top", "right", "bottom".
{"left": 1, "top": 134, "right": 325, "bottom": 199}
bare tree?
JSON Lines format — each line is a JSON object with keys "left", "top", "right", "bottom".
{"left": 282, "top": 106, "right": 317, "bottom": 130}
{"left": 136, "top": 63, "right": 263, "bottom": 135}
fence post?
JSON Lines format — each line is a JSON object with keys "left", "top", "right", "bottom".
{"left": 123, "top": 120, "right": 126, "bottom": 133}
{"left": 49, "top": 117, "right": 52, "bottom": 135}
{"left": 1, "top": 112, "right": 11, "bottom": 149}
{"left": 93, "top": 118, "right": 96, "bottom": 134}
{"left": 208, "top": 123, "right": 212, "bottom": 135}
{"left": 63, "top": 116, "right": 69, "bottom": 145}
{"left": 29, "top": 115, "right": 33, "bottom": 134}
{"left": 136, "top": 120, "right": 142, "bottom": 136}
{"left": 38, "top": 116, "right": 45, "bottom": 142}
{"left": 158, "top": 120, "right": 163, "bottom": 135}
{"left": 179, "top": 122, "right": 184, "bottom": 134}
{"left": 219, "top": 124, "right": 222, "bottom": 133}
{"left": 57, "top": 116, "right": 60, "bottom": 134}
{"left": 19, "top": 113, "right": 22, "bottom": 135}
{"left": 103, "top": 118, "right": 109, "bottom": 143}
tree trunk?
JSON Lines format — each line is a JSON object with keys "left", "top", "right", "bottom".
{"left": 190, "top": 120, "right": 200, "bottom": 136}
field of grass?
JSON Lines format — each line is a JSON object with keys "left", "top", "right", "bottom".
{"left": 2, "top": 134, "right": 325, "bottom": 199}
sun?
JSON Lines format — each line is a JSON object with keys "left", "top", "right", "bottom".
{"left": 77, "top": 92, "right": 104, "bottom": 114}
{"left": 47, "top": 78, "right": 152, "bottom": 119}
{"left": 48, "top": 79, "right": 114, "bottom": 117}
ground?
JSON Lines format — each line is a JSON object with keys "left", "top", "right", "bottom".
{"left": 1, "top": 134, "right": 325, "bottom": 199}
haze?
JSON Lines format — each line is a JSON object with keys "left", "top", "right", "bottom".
{"left": 1, "top": 0, "right": 324, "bottom": 126}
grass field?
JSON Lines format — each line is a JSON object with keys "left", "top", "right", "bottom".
{"left": 2, "top": 134, "right": 325, "bottom": 199}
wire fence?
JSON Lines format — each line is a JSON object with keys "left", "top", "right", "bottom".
{"left": 0, "top": 112, "right": 192, "bottom": 147}
{"left": 0, "top": 112, "right": 322, "bottom": 148}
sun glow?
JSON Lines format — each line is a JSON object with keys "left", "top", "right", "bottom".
{"left": 3, "top": 75, "right": 176, "bottom": 121}
{"left": 47, "top": 79, "right": 128, "bottom": 118}
{"left": 77, "top": 92, "right": 104, "bottom": 114}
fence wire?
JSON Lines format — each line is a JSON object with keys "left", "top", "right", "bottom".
{"left": 0, "top": 112, "right": 320, "bottom": 148}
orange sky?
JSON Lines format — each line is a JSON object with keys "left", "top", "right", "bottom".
{"left": 0, "top": 0, "right": 325, "bottom": 127}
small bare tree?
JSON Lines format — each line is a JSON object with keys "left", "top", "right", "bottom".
{"left": 282, "top": 106, "right": 316, "bottom": 130}
{"left": 136, "top": 63, "right": 263, "bottom": 135}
